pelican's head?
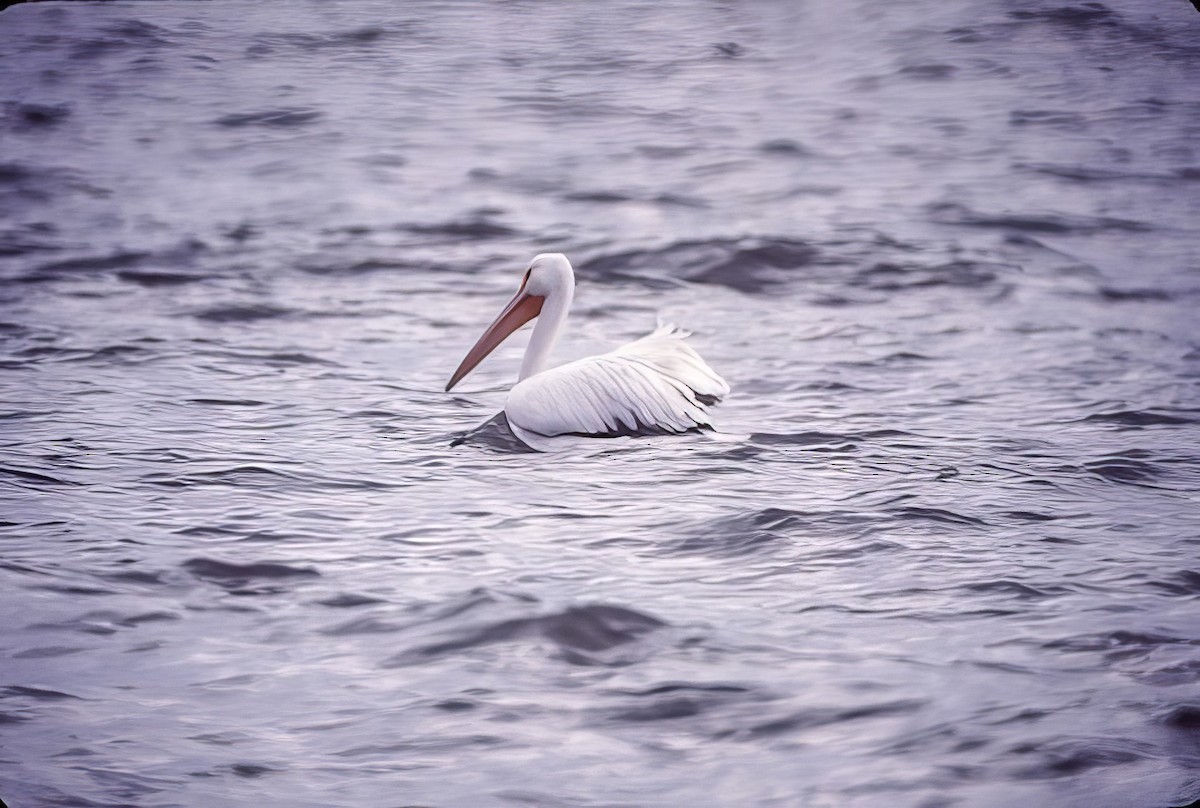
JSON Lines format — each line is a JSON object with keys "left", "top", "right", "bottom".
{"left": 445, "top": 254, "right": 575, "bottom": 392}
{"left": 523, "top": 252, "right": 575, "bottom": 299}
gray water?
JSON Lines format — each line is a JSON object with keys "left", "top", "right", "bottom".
{"left": 2, "top": 1, "right": 1200, "bottom": 806}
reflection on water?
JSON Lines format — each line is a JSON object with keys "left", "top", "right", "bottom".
{"left": 2, "top": 1, "right": 1199, "bottom": 806}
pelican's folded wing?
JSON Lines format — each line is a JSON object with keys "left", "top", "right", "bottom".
{"left": 504, "top": 325, "right": 729, "bottom": 438}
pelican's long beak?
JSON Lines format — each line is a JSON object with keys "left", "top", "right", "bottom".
{"left": 445, "top": 280, "right": 544, "bottom": 392}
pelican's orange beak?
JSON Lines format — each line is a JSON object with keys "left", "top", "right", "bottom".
{"left": 445, "top": 277, "right": 544, "bottom": 392}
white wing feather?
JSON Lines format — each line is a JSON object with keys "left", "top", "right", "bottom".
{"left": 505, "top": 325, "right": 729, "bottom": 439}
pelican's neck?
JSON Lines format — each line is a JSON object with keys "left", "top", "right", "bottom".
{"left": 520, "top": 282, "right": 572, "bottom": 381}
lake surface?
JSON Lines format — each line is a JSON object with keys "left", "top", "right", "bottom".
{"left": 2, "top": 1, "right": 1199, "bottom": 806}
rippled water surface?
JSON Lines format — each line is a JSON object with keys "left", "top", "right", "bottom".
{"left": 2, "top": 1, "right": 1200, "bottom": 806}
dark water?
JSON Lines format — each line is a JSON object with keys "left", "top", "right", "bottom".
{"left": 2, "top": 1, "right": 1200, "bottom": 805}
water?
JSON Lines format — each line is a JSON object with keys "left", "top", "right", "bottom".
{"left": 2, "top": 1, "right": 1199, "bottom": 806}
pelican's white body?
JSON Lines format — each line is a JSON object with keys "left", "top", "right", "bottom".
{"left": 452, "top": 254, "right": 729, "bottom": 449}
{"left": 506, "top": 323, "right": 728, "bottom": 443}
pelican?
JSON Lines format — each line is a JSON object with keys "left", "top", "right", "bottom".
{"left": 446, "top": 253, "right": 729, "bottom": 449}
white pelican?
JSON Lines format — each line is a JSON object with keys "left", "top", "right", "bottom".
{"left": 446, "top": 253, "right": 729, "bottom": 448}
